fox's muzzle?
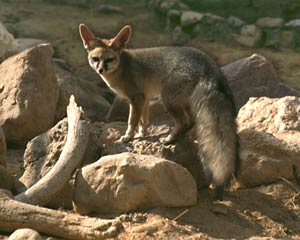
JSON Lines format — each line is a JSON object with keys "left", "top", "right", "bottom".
{"left": 97, "top": 60, "right": 106, "bottom": 74}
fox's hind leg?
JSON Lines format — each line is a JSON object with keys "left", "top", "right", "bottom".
{"left": 161, "top": 94, "right": 194, "bottom": 144}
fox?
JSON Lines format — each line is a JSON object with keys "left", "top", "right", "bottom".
{"left": 79, "top": 24, "right": 239, "bottom": 199}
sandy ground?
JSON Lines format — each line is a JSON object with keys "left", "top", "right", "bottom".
{"left": 0, "top": 0, "right": 300, "bottom": 239}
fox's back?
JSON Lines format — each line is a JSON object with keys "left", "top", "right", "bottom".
{"left": 124, "top": 46, "right": 227, "bottom": 99}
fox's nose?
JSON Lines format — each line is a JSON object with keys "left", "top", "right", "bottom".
{"left": 98, "top": 68, "right": 104, "bottom": 74}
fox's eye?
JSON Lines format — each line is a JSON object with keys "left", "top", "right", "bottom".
{"left": 105, "top": 58, "right": 115, "bottom": 63}
{"left": 92, "top": 56, "right": 100, "bottom": 62}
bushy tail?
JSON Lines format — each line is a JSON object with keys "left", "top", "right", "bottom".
{"left": 191, "top": 80, "right": 239, "bottom": 199}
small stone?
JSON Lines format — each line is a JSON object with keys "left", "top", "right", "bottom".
{"left": 8, "top": 228, "right": 42, "bottom": 240}
{"left": 211, "top": 202, "right": 229, "bottom": 215}
{"left": 285, "top": 19, "right": 300, "bottom": 27}
{"left": 227, "top": 16, "right": 245, "bottom": 28}
{"left": 181, "top": 11, "right": 204, "bottom": 27}
{"left": 256, "top": 17, "right": 284, "bottom": 28}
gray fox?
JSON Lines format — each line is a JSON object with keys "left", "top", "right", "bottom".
{"left": 79, "top": 24, "right": 239, "bottom": 199}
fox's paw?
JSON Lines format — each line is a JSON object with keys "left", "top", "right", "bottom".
{"left": 119, "top": 134, "right": 132, "bottom": 143}
{"left": 160, "top": 135, "right": 176, "bottom": 145}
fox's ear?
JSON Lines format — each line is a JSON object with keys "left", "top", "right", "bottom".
{"left": 110, "top": 25, "right": 132, "bottom": 50}
{"left": 79, "top": 24, "right": 96, "bottom": 50}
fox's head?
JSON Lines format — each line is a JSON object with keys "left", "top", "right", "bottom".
{"left": 79, "top": 24, "right": 132, "bottom": 75}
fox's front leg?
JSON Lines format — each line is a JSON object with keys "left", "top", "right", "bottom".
{"left": 119, "top": 94, "right": 145, "bottom": 143}
{"left": 137, "top": 100, "right": 149, "bottom": 137}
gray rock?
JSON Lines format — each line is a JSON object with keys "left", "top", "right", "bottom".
{"left": 0, "top": 44, "right": 59, "bottom": 146}
{"left": 73, "top": 152, "right": 197, "bottom": 214}
{"left": 227, "top": 16, "right": 245, "bottom": 28}
{"left": 221, "top": 54, "right": 298, "bottom": 110}
{"left": 55, "top": 63, "right": 111, "bottom": 122}
{"left": 285, "top": 19, "right": 300, "bottom": 27}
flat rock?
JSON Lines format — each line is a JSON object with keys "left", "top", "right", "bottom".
{"left": 73, "top": 152, "right": 197, "bottom": 214}
{"left": 0, "top": 44, "right": 58, "bottom": 146}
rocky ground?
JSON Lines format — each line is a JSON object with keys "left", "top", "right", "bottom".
{"left": 0, "top": 0, "right": 300, "bottom": 239}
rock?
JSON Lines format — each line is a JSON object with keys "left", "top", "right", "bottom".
{"left": 0, "top": 166, "right": 13, "bottom": 191}
{"left": 0, "top": 22, "right": 17, "bottom": 61}
{"left": 232, "top": 24, "right": 262, "bottom": 47}
{"left": 17, "top": 117, "right": 105, "bottom": 209}
{"left": 55, "top": 63, "right": 111, "bottom": 122}
{"left": 0, "top": 126, "right": 6, "bottom": 167}
{"left": 263, "top": 30, "right": 295, "bottom": 49}
{"left": 181, "top": 11, "right": 204, "bottom": 27}
{"left": 95, "top": 4, "right": 124, "bottom": 14}
{"left": 15, "top": 38, "right": 47, "bottom": 52}
{"left": 17, "top": 118, "right": 73, "bottom": 209}
{"left": 158, "top": 0, "right": 189, "bottom": 14}
{"left": 0, "top": 44, "right": 59, "bottom": 146}
{"left": 92, "top": 121, "right": 208, "bottom": 190}
{"left": 203, "top": 13, "right": 225, "bottom": 24}
{"left": 237, "top": 96, "right": 300, "bottom": 187}
{"left": 285, "top": 19, "right": 300, "bottom": 27}
{"left": 256, "top": 17, "right": 284, "bottom": 28}
{"left": 227, "top": 16, "right": 245, "bottom": 28}
{"left": 221, "top": 54, "right": 298, "bottom": 110}
{"left": 166, "top": 9, "right": 181, "bottom": 30}
{"left": 73, "top": 152, "right": 197, "bottom": 214}
{"left": 172, "top": 26, "right": 191, "bottom": 45}
{"left": 8, "top": 228, "right": 42, "bottom": 240}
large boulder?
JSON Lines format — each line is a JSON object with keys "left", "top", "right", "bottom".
{"left": 55, "top": 63, "right": 111, "bottom": 122}
{"left": 73, "top": 152, "right": 197, "bottom": 214}
{"left": 0, "top": 44, "right": 59, "bottom": 146}
{"left": 0, "top": 22, "right": 17, "bottom": 61}
{"left": 222, "top": 54, "right": 298, "bottom": 110}
{"left": 237, "top": 96, "right": 300, "bottom": 187}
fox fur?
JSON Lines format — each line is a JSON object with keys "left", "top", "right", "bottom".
{"left": 79, "top": 24, "right": 239, "bottom": 199}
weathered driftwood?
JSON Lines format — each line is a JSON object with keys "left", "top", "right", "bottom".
{"left": 15, "top": 95, "right": 90, "bottom": 206}
{"left": 0, "top": 190, "right": 122, "bottom": 240}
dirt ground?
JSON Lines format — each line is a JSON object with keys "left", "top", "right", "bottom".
{"left": 0, "top": 0, "right": 300, "bottom": 239}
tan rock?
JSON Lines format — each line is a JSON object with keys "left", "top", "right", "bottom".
{"left": 0, "top": 44, "right": 58, "bottom": 146}
{"left": 8, "top": 228, "right": 42, "bottom": 240}
{"left": 73, "top": 152, "right": 197, "bottom": 214}
{"left": 237, "top": 96, "right": 300, "bottom": 187}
